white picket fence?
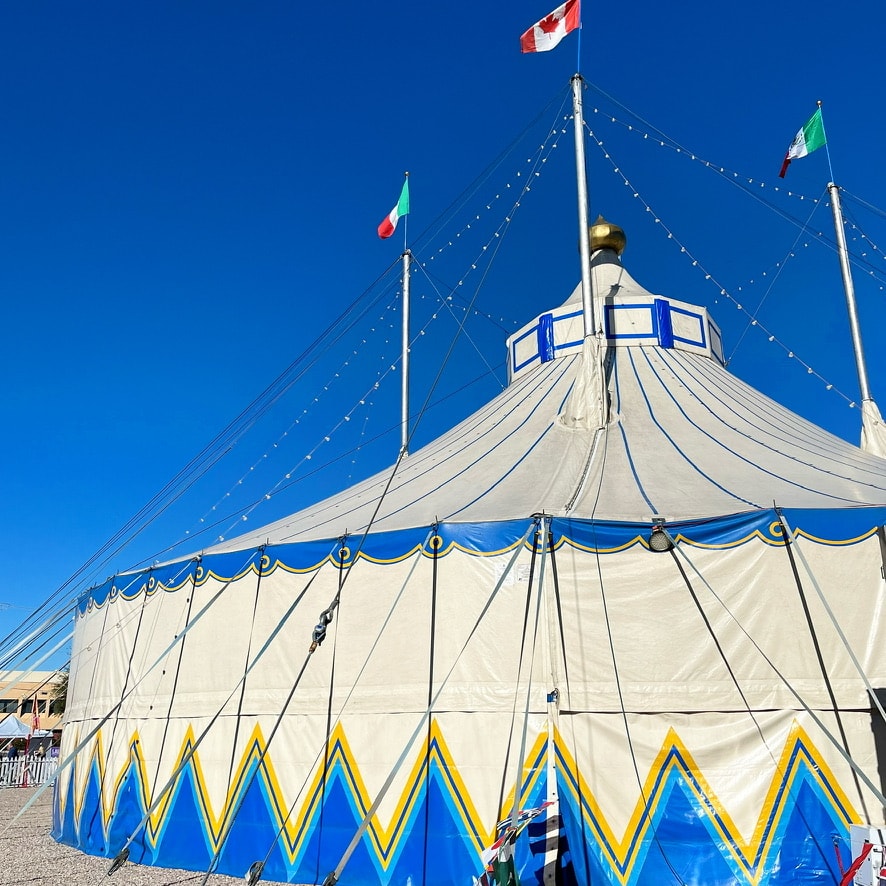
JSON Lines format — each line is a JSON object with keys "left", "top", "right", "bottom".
{"left": 0, "top": 756, "right": 58, "bottom": 787}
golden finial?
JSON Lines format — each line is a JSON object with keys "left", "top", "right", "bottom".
{"left": 589, "top": 215, "right": 626, "bottom": 255}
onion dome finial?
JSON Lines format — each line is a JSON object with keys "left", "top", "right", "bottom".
{"left": 589, "top": 215, "right": 626, "bottom": 255}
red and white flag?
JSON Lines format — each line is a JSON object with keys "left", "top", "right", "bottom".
{"left": 520, "top": 0, "right": 580, "bottom": 53}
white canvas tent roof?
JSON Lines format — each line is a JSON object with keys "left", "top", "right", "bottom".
{"left": 206, "top": 246, "right": 886, "bottom": 554}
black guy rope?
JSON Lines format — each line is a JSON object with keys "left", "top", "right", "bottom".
{"left": 103, "top": 544, "right": 336, "bottom": 878}
{"left": 202, "top": 548, "right": 267, "bottom": 883}
{"left": 134, "top": 558, "right": 200, "bottom": 864}
{"left": 1, "top": 549, "right": 247, "bottom": 841}
{"left": 496, "top": 517, "right": 542, "bottom": 823}
{"left": 420, "top": 522, "right": 441, "bottom": 886}
{"left": 663, "top": 528, "right": 830, "bottom": 872}
{"left": 319, "top": 520, "right": 537, "bottom": 886}
{"left": 775, "top": 509, "right": 870, "bottom": 821}
{"left": 312, "top": 535, "right": 349, "bottom": 884}
{"left": 244, "top": 527, "right": 437, "bottom": 885}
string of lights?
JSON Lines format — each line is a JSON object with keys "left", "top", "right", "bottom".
{"left": 184, "top": 121, "right": 567, "bottom": 546}
{"left": 585, "top": 122, "right": 857, "bottom": 408}
{"left": 590, "top": 109, "right": 886, "bottom": 291}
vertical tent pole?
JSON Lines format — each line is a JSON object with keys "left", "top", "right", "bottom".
{"left": 827, "top": 182, "right": 872, "bottom": 404}
{"left": 401, "top": 249, "right": 411, "bottom": 455}
{"left": 571, "top": 74, "right": 594, "bottom": 339}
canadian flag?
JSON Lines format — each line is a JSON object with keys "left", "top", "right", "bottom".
{"left": 520, "top": 0, "right": 580, "bottom": 53}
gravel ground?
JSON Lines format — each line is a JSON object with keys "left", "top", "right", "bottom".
{"left": 0, "top": 787, "right": 254, "bottom": 886}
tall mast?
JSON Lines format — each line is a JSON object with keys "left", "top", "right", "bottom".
{"left": 571, "top": 73, "right": 595, "bottom": 338}
{"left": 570, "top": 72, "right": 608, "bottom": 429}
{"left": 827, "top": 182, "right": 872, "bottom": 403}
{"left": 400, "top": 249, "right": 411, "bottom": 455}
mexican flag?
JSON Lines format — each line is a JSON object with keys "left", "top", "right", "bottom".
{"left": 378, "top": 178, "right": 410, "bottom": 239}
{"left": 779, "top": 108, "right": 826, "bottom": 178}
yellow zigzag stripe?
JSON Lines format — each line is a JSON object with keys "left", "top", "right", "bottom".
{"left": 59, "top": 718, "right": 858, "bottom": 877}
{"left": 555, "top": 721, "right": 857, "bottom": 884}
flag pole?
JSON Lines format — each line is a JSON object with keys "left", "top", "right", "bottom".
{"left": 571, "top": 70, "right": 609, "bottom": 428}
{"left": 400, "top": 171, "right": 411, "bottom": 456}
{"left": 575, "top": 20, "right": 582, "bottom": 72}
{"left": 817, "top": 100, "right": 836, "bottom": 184}
{"left": 400, "top": 248, "right": 411, "bottom": 455}
{"left": 817, "top": 103, "right": 872, "bottom": 405}
{"left": 402, "top": 171, "right": 409, "bottom": 253}
{"left": 571, "top": 73, "right": 594, "bottom": 338}
{"left": 827, "top": 181, "right": 872, "bottom": 405}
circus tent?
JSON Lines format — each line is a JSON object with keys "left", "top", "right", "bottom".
{"left": 53, "top": 221, "right": 886, "bottom": 886}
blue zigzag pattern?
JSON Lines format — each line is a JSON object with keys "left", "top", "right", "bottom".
{"left": 52, "top": 724, "right": 857, "bottom": 885}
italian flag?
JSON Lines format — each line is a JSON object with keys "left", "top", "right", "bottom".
{"left": 779, "top": 107, "right": 826, "bottom": 178}
{"left": 520, "top": 0, "right": 580, "bottom": 53}
{"left": 378, "top": 178, "right": 410, "bottom": 239}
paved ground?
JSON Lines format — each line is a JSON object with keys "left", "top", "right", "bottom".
{"left": 0, "top": 787, "right": 249, "bottom": 886}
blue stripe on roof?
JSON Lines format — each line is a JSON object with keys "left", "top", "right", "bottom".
{"left": 672, "top": 350, "right": 886, "bottom": 478}
{"left": 612, "top": 356, "right": 657, "bottom": 513}
{"left": 636, "top": 348, "right": 871, "bottom": 506}
{"left": 624, "top": 348, "right": 759, "bottom": 508}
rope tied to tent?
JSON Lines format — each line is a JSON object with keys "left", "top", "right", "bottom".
{"left": 243, "top": 528, "right": 436, "bottom": 884}
{"left": 320, "top": 519, "right": 538, "bottom": 886}
{"left": 310, "top": 608, "right": 334, "bottom": 652}
{"left": 774, "top": 507, "right": 870, "bottom": 820}
{"left": 309, "top": 537, "right": 349, "bottom": 653}
{"left": 100, "top": 543, "right": 337, "bottom": 881}
{"left": 668, "top": 515, "right": 886, "bottom": 819}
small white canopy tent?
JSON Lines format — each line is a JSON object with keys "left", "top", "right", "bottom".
{"left": 0, "top": 714, "right": 31, "bottom": 738}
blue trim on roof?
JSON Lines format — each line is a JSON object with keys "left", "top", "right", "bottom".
{"left": 669, "top": 350, "right": 886, "bottom": 480}
{"left": 670, "top": 305, "right": 707, "bottom": 348}
{"left": 655, "top": 299, "right": 674, "bottom": 349}
{"left": 280, "top": 360, "right": 575, "bottom": 543}
{"left": 76, "top": 507, "right": 886, "bottom": 614}
{"left": 612, "top": 356, "right": 657, "bottom": 512}
{"left": 604, "top": 303, "right": 657, "bottom": 340}
{"left": 372, "top": 359, "right": 577, "bottom": 528}
{"left": 537, "top": 313, "right": 555, "bottom": 363}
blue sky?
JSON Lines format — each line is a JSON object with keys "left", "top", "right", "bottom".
{"left": 2, "top": 1, "right": 886, "bottom": 652}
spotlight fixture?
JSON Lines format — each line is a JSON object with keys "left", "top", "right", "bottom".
{"left": 649, "top": 524, "right": 674, "bottom": 552}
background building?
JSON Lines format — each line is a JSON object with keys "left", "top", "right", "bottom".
{"left": 0, "top": 671, "right": 65, "bottom": 732}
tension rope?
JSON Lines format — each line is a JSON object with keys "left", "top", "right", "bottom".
{"left": 0, "top": 547, "right": 257, "bottom": 842}
{"left": 203, "top": 555, "right": 268, "bottom": 882}
{"left": 82, "top": 573, "right": 152, "bottom": 841}
{"left": 780, "top": 513, "right": 886, "bottom": 729}
{"left": 244, "top": 528, "right": 435, "bottom": 885}
{"left": 508, "top": 517, "right": 549, "bottom": 832}
{"left": 590, "top": 518, "right": 689, "bottom": 886}
{"left": 104, "top": 542, "right": 337, "bottom": 879}
{"left": 197, "top": 409, "right": 419, "bottom": 883}
{"left": 420, "top": 523, "right": 440, "bottom": 886}
{"left": 150, "top": 563, "right": 200, "bottom": 804}
{"left": 496, "top": 520, "right": 541, "bottom": 821}
{"left": 670, "top": 530, "right": 886, "bottom": 813}
{"left": 774, "top": 511, "right": 870, "bottom": 820}
{"left": 312, "top": 535, "right": 349, "bottom": 882}
{"left": 318, "top": 520, "right": 537, "bottom": 886}
{"left": 662, "top": 528, "right": 827, "bottom": 860}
